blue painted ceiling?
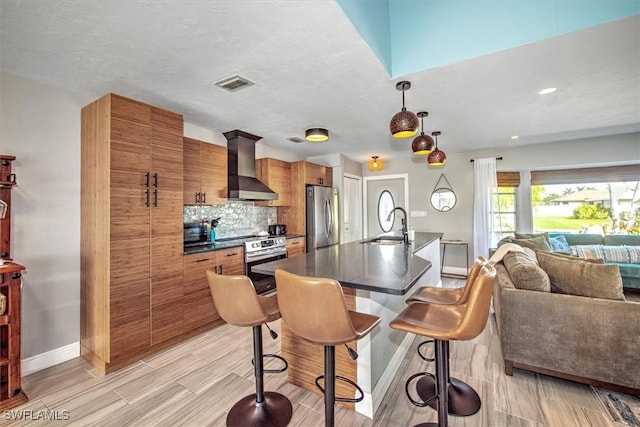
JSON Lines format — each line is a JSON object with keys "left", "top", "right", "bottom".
{"left": 337, "top": 0, "right": 640, "bottom": 78}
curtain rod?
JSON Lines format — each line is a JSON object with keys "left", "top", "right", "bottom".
{"left": 470, "top": 156, "right": 503, "bottom": 163}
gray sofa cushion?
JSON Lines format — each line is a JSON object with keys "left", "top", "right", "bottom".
{"left": 537, "top": 251, "right": 625, "bottom": 301}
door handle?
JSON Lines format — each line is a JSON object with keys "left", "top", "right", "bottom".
{"left": 145, "top": 172, "right": 150, "bottom": 187}
{"left": 153, "top": 173, "right": 158, "bottom": 187}
{"left": 202, "top": 193, "right": 206, "bottom": 204}
{"left": 153, "top": 189, "right": 158, "bottom": 207}
{"left": 196, "top": 192, "right": 200, "bottom": 203}
{"left": 145, "top": 188, "right": 150, "bottom": 207}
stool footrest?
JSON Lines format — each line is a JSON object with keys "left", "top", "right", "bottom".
{"left": 417, "top": 340, "right": 435, "bottom": 362}
{"left": 405, "top": 371, "right": 438, "bottom": 408}
{"left": 315, "top": 374, "right": 365, "bottom": 403}
{"left": 252, "top": 353, "right": 288, "bottom": 374}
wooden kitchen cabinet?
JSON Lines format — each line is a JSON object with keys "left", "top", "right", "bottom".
{"left": 286, "top": 237, "right": 305, "bottom": 257}
{"left": 278, "top": 161, "right": 333, "bottom": 235}
{"left": 183, "top": 137, "right": 227, "bottom": 205}
{"left": 81, "top": 93, "right": 184, "bottom": 373}
{"left": 255, "top": 158, "right": 291, "bottom": 206}
{"left": 183, "top": 247, "right": 243, "bottom": 332}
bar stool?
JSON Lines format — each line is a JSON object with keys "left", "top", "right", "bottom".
{"left": 206, "top": 271, "right": 292, "bottom": 427}
{"left": 404, "top": 257, "right": 488, "bottom": 416}
{"left": 390, "top": 264, "right": 496, "bottom": 427}
{"left": 275, "top": 269, "right": 380, "bottom": 427}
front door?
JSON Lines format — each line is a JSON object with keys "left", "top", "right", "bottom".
{"left": 342, "top": 174, "right": 362, "bottom": 243}
{"left": 363, "top": 174, "right": 408, "bottom": 238}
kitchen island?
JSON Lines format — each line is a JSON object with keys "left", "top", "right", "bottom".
{"left": 253, "top": 232, "right": 442, "bottom": 419}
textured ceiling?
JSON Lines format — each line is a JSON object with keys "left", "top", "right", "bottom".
{"left": 1, "top": 1, "right": 638, "bottom": 163}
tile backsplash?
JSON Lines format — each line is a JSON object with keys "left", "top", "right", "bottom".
{"left": 184, "top": 201, "right": 277, "bottom": 239}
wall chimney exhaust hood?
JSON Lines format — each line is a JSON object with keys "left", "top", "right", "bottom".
{"left": 224, "top": 129, "right": 278, "bottom": 201}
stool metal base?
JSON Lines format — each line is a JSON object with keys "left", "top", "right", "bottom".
{"left": 416, "top": 375, "right": 481, "bottom": 416}
{"left": 226, "top": 391, "right": 293, "bottom": 427}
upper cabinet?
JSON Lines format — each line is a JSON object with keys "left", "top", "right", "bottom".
{"left": 183, "top": 137, "right": 227, "bottom": 205}
{"left": 255, "top": 158, "right": 291, "bottom": 207}
{"left": 303, "top": 161, "right": 332, "bottom": 187}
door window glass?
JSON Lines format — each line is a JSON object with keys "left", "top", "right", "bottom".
{"left": 378, "top": 190, "right": 395, "bottom": 232}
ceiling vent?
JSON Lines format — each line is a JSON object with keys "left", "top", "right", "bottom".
{"left": 287, "top": 137, "right": 304, "bottom": 143}
{"left": 214, "top": 75, "right": 254, "bottom": 92}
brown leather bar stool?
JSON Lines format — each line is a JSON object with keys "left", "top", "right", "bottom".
{"left": 206, "top": 271, "right": 292, "bottom": 427}
{"left": 404, "top": 257, "right": 488, "bottom": 416}
{"left": 390, "top": 264, "right": 496, "bottom": 427}
{"left": 275, "top": 269, "right": 380, "bottom": 427}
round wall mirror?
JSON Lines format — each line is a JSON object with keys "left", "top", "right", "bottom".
{"left": 377, "top": 190, "right": 395, "bottom": 232}
{"left": 431, "top": 188, "right": 457, "bottom": 212}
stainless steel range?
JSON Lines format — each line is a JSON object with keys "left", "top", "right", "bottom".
{"left": 244, "top": 237, "right": 287, "bottom": 294}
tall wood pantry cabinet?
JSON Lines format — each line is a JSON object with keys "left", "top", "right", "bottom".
{"left": 81, "top": 93, "right": 185, "bottom": 373}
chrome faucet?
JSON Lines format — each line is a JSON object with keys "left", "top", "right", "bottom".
{"left": 387, "top": 207, "right": 408, "bottom": 243}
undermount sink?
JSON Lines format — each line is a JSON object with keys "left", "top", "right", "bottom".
{"left": 362, "top": 236, "right": 405, "bottom": 245}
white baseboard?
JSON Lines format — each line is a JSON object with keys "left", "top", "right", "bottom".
{"left": 22, "top": 342, "right": 80, "bottom": 376}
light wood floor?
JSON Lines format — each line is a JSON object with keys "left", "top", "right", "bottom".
{"left": 4, "top": 278, "right": 626, "bottom": 427}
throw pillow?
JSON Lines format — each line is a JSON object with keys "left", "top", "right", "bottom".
{"left": 515, "top": 232, "right": 550, "bottom": 245}
{"left": 600, "top": 246, "right": 631, "bottom": 263}
{"left": 510, "top": 236, "right": 552, "bottom": 252}
{"left": 628, "top": 246, "right": 640, "bottom": 264}
{"left": 537, "top": 251, "right": 625, "bottom": 301}
{"left": 536, "top": 250, "right": 604, "bottom": 264}
{"left": 549, "top": 234, "right": 571, "bottom": 254}
{"left": 571, "top": 244, "right": 605, "bottom": 259}
{"left": 503, "top": 251, "right": 550, "bottom": 292}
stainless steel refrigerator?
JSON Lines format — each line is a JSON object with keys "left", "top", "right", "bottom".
{"left": 306, "top": 185, "right": 339, "bottom": 251}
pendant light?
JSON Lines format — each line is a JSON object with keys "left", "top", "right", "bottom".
{"left": 305, "top": 128, "right": 329, "bottom": 142}
{"left": 367, "top": 156, "right": 384, "bottom": 172}
{"left": 389, "top": 81, "right": 419, "bottom": 138}
{"left": 427, "top": 131, "right": 446, "bottom": 166}
{"left": 412, "top": 111, "right": 435, "bottom": 155}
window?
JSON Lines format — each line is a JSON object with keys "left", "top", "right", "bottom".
{"left": 493, "top": 185, "right": 517, "bottom": 239}
{"left": 531, "top": 165, "right": 640, "bottom": 235}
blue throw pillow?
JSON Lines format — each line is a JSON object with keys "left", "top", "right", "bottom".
{"left": 549, "top": 235, "right": 571, "bottom": 254}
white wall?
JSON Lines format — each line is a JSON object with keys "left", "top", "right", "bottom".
{"left": 362, "top": 133, "right": 640, "bottom": 270}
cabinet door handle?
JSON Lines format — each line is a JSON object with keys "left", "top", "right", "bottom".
{"left": 202, "top": 193, "right": 206, "bottom": 203}
{"left": 145, "top": 188, "right": 150, "bottom": 207}
{"left": 153, "top": 173, "right": 158, "bottom": 188}
{"left": 226, "top": 252, "right": 238, "bottom": 257}
{"left": 196, "top": 192, "right": 200, "bottom": 203}
{"left": 218, "top": 265, "right": 223, "bottom": 274}
{"left": 153, "top": 189, "right": 158, "bottom": 207}
{"left": 196, "top": 258, "right": 210, "bottom": 263}
{"left": 145, "top": 172, "right": 150, "bottom": 187}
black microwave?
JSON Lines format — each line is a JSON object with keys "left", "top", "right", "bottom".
{"left": 184, "top": 222, "right": 211, "bottom": 247}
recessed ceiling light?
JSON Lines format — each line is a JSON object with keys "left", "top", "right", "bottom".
{"left": 538, "top": 87, "right": 556, "bottom": 95}
{"left": 511, "top": 135, "right": 519, "bottom": 140}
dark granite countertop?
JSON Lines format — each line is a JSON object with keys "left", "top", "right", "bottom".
{"left": 183, "top": 233, "right": 307, "bottom": 255}
{"left": 252, "top": 232, "right": 442, "bottom": 295}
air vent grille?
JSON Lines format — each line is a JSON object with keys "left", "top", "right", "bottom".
{"left": 214, "top": 75, "right": 255, "bottom": 92}
{"left": 287, "top": 137, "right": 304, "bottom": 143}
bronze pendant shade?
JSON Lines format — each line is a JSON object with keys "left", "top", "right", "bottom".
{"left": 412, "top": 111, "right": 435, "bottom": 155}
{"left": 390, "top": 81, "right": 419, "bottom": 138}
{"left": 427, "top": 131, "right": 446, "bottom": 166}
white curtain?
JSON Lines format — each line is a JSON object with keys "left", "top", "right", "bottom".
{"left": 473, "top": 158, "right": 498, "bottom": 259}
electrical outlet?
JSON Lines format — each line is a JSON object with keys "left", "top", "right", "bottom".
{"left": 411, "top": 211, "right": 427, "bottom": 217}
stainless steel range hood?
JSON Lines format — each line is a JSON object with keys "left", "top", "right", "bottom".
{"left": 224, "top": 129, "right": 278, "bottom": 201}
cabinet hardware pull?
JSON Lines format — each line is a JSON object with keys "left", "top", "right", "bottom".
{"left": 227, "top": 253, "right": 237, "bottom": 256}
{"left": 196, "top": 258, "right": 210, "bottom": 263}
{"left": 196, "top": 192, "right": 200, "bottom": 203}
{"left": 145, "top": 189, "right": 150, "bottom": 207}
{"left": 145, "top": 172, "right": 150, "bottom": 187}
{"left": 153, "top": 173, "right": 158, "bottom": 188}
{"left": 10, "top": 273, "right": 21, "bottom": 279}
{"left": 202, "top": 193, "right": 206, "bottom": 203}
{"left": 153, "top": 189, "right": 158, "bottom": 207}
{"left": 219, "top": 265, "right": 223, "bottom": 274}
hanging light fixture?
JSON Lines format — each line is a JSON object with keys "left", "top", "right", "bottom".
{"left": 367, "top": 156, "right": 384, "bottom": 172}
{"left": 305, "top": 128, "right": 329, "bottom": 142}
{"left": 412, "top": 111, "right": 435, "bottom": 155}
{"left": 427, "top": 131, "right": 446, "bottom": 166}
{"left": 389, "top": 81, "right": 419, "bottom": 138}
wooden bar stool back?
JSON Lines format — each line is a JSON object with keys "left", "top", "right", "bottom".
{"left": 275, "top": 269, "right": 380, "bottom": 427}
{"left": 206, "top": 271, "right": 292, "bottom": 427}
{"left": 390, "top": 264, "right": 496, "bottom": 427}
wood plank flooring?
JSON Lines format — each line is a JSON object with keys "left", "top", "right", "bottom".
{"left": 3, "top": 277, "right": 626, "bottom": 427}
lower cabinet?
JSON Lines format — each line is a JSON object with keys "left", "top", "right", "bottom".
{"left": 151, "top": 271, "right": 184, "bottom": 345}
{"left": 183, "top": 247, "right": 244, "bottom": 332}
{"left": 286, "top": 236, "right": 306, "bottom": 257}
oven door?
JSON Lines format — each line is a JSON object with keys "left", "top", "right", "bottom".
{"left": 246, "top": 252, "right": 287, "bottom": 295}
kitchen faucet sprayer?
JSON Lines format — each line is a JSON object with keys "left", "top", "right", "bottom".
{"left": 387, "top": 207, "right": 409, "bottom": 243}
